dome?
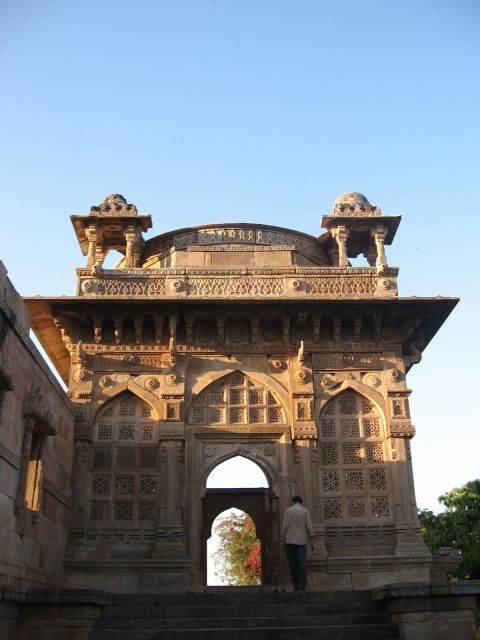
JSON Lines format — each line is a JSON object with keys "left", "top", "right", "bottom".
{"left": 93, "top": 193, "right": 137, "bottom": 215}
{"left": 332, "top": 192, "right": 378, "bottom": 216}
{"left": 101, "top": 194, "right": 127, "bottom": 206}
{"left": 333, "top": 192, "right": 370, "bottom": 208}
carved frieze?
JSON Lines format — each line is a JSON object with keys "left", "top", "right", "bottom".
{"left": 159, "top": 422, "right": 185, "bottom": 440}
{"left": 389, "top": 422, "right": 416, "bottom": 438}
{"left": 80, "top": 278, "right": 166, "bottom": 296}
{"left": 155, "top": 226, "right": 317, "bottom": 252}
{"left": 313, "top": 352, "right": 385, "bottom": 370}
{"left": 92, "top": 353, "right": 164, "bottom": 370}
{"left": 187, "top": 277, "right": 285, "bottom": 297}
{"left": 293, "top": 422, "right": 317, "bottom": 439}
{"left": 196, "top": 426, "right": 285, "bottom": 438}
{"left": 77, "top": 268, "right": 397, "bottom": 300}
{"left": 304, "top": 276, "right": 376, "bottom": 296}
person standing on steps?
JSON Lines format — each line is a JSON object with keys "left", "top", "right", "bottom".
{"left": 281, "top": 495, "right": 314, "bottom": 591}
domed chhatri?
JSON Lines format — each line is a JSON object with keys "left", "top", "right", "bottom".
{"left": 332, "top": 192, "right": 380, "bottom": 216}
{"left": 88, "top": 193, "right": 139, "bottom": 216}
{"left": 102, "top": 194, "right": 127, "bottom": 206}
{"left": 334, "top": 192, "right": 370, "bottom": 207}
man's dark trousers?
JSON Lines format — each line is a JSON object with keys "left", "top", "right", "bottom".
{"left": 285, "top": 543, "right": 307, "bottom": 591}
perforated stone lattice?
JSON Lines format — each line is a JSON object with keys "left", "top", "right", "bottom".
{"left": 91, "top": 476, "right": 111, "bottom": 495}
{"left": 340, "top": 418, "right": 360, "bottom": 438}
{"left": 118, "top": 424, "right": 136, "bottom": 440}
{"left": 319, "top": 391, "right": 390, "bottom": 521}
{"left": 190, "top": 371, "right": 285, "bottom": 426}
{"left": 89, "top": 392, "right": 158, "bottom": 525}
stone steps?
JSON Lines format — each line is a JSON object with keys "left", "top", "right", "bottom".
{"left": 95, "top": 612, "right": 388, "bottom": 628}
{"left": 92, "top": 626, "right": 399, "bottom": 640}
{"left": 90, "top": 589, "right": 400, "bottom": 640}
{"left": 99, "top": 603, "right": 382, "bottom": 619}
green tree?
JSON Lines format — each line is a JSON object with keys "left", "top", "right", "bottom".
{"left": 213, "top": 511, "right": 261, "bottom": 585}
{"left": 418, "top": 479, "right": 480, "bottom": 579}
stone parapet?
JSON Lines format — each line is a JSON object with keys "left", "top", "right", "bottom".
{"left": 372, "top": 581, "right": 480, "bottom": 640}
{"left": 76, "top": 266, "right": 399, "bottom": 299}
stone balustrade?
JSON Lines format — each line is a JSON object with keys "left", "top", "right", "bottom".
{"left": 76, "top": 267, "right": 399, "bottom": 299}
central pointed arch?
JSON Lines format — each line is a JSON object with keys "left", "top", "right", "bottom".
{"left": 207, "top": 455, "right": 269, "bottom": 489}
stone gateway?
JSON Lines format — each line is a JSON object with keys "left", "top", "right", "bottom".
{"left": 1, "top": 192, "right": 478, "bottom": 639}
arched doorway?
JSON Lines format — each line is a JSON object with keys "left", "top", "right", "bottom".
{"left": 202, "top": 456, "right": 278, "bottom": 586}
{"left": 188, "top": 371, "right": 287, "bottom": 587}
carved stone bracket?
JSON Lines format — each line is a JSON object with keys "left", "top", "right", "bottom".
{"left": 72, "top": 340, "right": 89, "bottom": 383}
{"left": 216, "top": 314, "right": 226, "bottom": 345}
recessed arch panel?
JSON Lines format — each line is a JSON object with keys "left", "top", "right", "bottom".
{"left": 94, "top": 379, "right": 162, "bottom": 423}
{"left": 318, "top": 388, "right": 392, "bottom": 524}
{"left": 189, "top": 370, "right": 287, "bottom": 427}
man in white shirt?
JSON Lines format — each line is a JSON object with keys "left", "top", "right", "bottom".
{"left": 281, "top": 495, "right": 314, "bottom": 591}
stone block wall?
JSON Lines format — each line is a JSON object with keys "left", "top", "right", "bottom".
{"left": 0, "top": 262, "right": 74, "bottom": 588}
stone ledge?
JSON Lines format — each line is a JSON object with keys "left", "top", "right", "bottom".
{"left": 328, "top": 555, "right": 432, "bottom": 574}
{"left": 1, "top": 586, "right": 113, "bottom": 606}
{"left": 371, "top": 580, "right": 480, "bottom": 601}
{"left": 64, "top": 559, "right": 191, "bottom": 572}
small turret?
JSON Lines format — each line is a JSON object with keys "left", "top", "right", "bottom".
{"left": 320, "top": 192, "right": 401, "bottom": 272}
{"left": 70, "top": 194, "right": 152, "bottom": 270}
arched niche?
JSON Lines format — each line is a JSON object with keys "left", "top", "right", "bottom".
{"left": 317, "top": 378, "right": 387, "bottom": 426}
{"left": 88, "top": 391, "right": 160, "bottom": 530}
{"left": 94, "top": 379, "right": 161, "bottom": 424}
{"left": 317, "top": 388, "right": 393, "bottom": 525}
{"left": 188, "top": 370, "right": 288, "bottom": 427}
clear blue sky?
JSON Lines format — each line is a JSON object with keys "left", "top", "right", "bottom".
{"left": 1, "top": 0, "right": 479, "bottom": 511}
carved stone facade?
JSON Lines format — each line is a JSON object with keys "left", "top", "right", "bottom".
{"left": 19, "top": 192, "right": 459, "bottom": 594}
